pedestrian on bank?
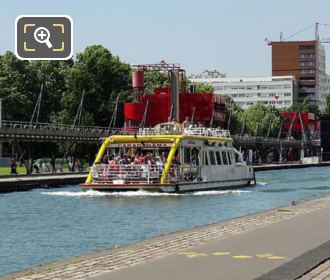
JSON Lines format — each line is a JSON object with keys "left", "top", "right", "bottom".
{"left": 10, "top": 158, "right": 17, "bottom": 175}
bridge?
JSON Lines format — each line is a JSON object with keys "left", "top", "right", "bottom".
{"left": 0, "top": 120, "right": 110, "bottom": 143}
{"left": 0, "top": 120, "right": 320, "bottom": 149}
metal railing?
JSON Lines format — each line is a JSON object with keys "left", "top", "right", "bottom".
{"left": 183, "top": 127, "right": 230, "bottom": 137}
{"left": 90, "top": 164, "right": 203, "bottom": 185}
{"left": 91, "top": 164, "right": 164, "bottom": 184}
{"left": 138, "top": 126, "right": 231, "bottom": 138}
{"left": 0, "top": 120, "right": 111, "bottom": 134}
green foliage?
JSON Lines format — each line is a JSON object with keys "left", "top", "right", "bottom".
{"left": 225, "top": 96, "right": 244, "bottom": 134}
{"left": 62, "top": 45, "right": 131, "bottom": 126}
{"left": 0, "top": 52, "right": 33, "bottom": 120}
{"left": 143, "top": 70, "right": 168, "bottom": 93}
{"left": 194, "top": 82, "right": 214, "bottom": 93}
{"left": 226, "top": 97, "right": 281, "bottom": 137}
{"left": 27, "top": 60, "right": 73, "bottom": 122}
{"left": 242, "top": 103, "right": 281, "bottom": 137}
{"left": 288, "top": 97, "right": 320, "bottom": 116}
{"left": 325, "top": 95, "right": 330, "bottom": 114}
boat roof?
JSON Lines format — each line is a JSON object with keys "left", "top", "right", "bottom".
{"left": 108, "top": 134, "right": 232, "bottom": 144}
{"left": 106, "top": 124, "right": 232, "bottom": 144}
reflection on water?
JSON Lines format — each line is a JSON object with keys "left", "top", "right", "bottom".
{"left": 0, "top": 166, "right": 330, "bottom": 276}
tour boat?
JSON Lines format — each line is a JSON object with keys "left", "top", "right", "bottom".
{"left": 80, "top": 122, "right": 255, "bottom": 192}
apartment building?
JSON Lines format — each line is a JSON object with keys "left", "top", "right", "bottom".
{"left": 271, "top": 40, "right": 330, "bottom": 111}
{"left": 190, "top": 75, "right": 296, "bottom": 109}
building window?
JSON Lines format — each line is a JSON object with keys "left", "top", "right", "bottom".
{"left": 284, "top": 93, "right": 291, "bottom": 97}
{"left": 300, "top": 61, "right": 315, "bottom": 66}
{"left": 299, "top": 45, "right": 315, "bottom": 50}
{"left": 300, "top": 69, "right": 315, "bottom": 74}
{"left": 300, "top": 77, "right": 315, "bottom": 82}
{"left": 299, "top": 53, "right": 315, "bottom": 58}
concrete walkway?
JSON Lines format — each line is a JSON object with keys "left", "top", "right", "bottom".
{"left": 90, "top": 199, "right": 330, "bottom": 280}
{"left": 4, "top": 195, "right": 330, "bottom": 280}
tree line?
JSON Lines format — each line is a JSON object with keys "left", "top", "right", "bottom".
{"left": 1, "top": 44, "right": 328, "bottom": 142}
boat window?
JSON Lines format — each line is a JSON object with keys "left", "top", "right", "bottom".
{"left": 209, "top": 150, "right": 216, "bottom": 165}
{"left": 191, "top": 148, "right": 200, "bottom": 166}
{"left": 221, "top": 151, "right": 228, "bottom": 165}
{"left": 204, "top": 151, "right": 209, "bottom": 165}
{"left": 215, "top": 151, "right": 222, "bottom": 165}
{"left": 227, "top": 151, "right": 232, "bottom": 165}
{"left": 183, "top": 148, "right": 191, "bottom": 164}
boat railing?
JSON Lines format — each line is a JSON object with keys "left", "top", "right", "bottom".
{"left": 183, "top": 127, "right": 231, "bottom": 138}
{"left": 91, "top": 164, "right": 204, "bottom": 184}
{"left": 91, "top": 164, "right": 164, "bottom": 184}
{"left": 138, "top": 127, "right": 156, "bottom": 135}
{"left": 136, "top": 126, "right": 230, "bottom": 138}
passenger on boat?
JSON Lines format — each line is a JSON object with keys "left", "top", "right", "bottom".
{"left": 183, "top": 117, "right": 190, "bottom": 129}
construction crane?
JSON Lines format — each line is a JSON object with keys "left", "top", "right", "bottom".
{"left": 266, "top": 22, "right": 330, "bottom": 45}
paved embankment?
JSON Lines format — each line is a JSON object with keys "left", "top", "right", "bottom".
{"left": 3, "top": 195, "right": 330, "bottom": 280}
{"left": 0, "top": 173, "right": 87, "bottom": 193}
{"left": 254, "top": 161, "right": 330, "bottom": 171}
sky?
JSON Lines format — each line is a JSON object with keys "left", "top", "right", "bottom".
{"left": 1, "top": 0, "right": 330, "bottom": 76}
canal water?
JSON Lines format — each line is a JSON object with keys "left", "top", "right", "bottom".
{"left": 1, "top": 167, "right": 330, "bottom": 276}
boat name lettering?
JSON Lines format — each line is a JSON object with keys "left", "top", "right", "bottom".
{"left": 111, "top": 143, "right": 172, "bottom": 148}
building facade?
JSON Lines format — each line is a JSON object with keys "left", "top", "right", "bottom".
{"left": 189, "top": 70, "right": 226, "bottom": 79}
{"left": 271, "top": 40, "right": 330, "bottom": 111}
{"left": 190, "top": 76, "right": 296, "bottom": 109}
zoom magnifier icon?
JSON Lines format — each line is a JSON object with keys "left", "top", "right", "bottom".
{"left": 34, "top": 27, "right": 52, "bottom": 48}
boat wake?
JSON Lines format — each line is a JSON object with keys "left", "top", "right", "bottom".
{"left": 41, "top": 189, "right": 252, "bottom": 197}
{"left": 256, "top": 181, "right": 268, "bottom": 186}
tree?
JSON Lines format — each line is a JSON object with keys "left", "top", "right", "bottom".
{"left": 61, "top": 45, "right": 131, "bottom": 126}
{"left": 143, "top": 70, "right": 168, "bottom": 93}
{"left": 243, "top": 103, "right": 281, "bottom": 137}
{"left": 325, "top": 95, "right": 330, "bottom": 114}
{"left": 0, "top": 51, "right": 34, "bottom": 121}
{"left": 225, "top": 96, "right": 244, "bottom": 134}
{"left": 27, "top": 60, "right": 73, "bottom": 123}
{"left": 194, "top": 82, "right": 214, "bottom": 93}
{"left": 288, "top": 97, "right": 320, "bottom": 116}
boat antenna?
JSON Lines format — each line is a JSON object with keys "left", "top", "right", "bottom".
{"left": 240, "top": 112, "right": 247, "bottom": 136}
{"left": 73, "top": 90, "right": 85, "bottom": 128}
{"left": 140, "top": 100, "right": 149, "bottom": 128}
{"left": 108, "top": 93, "right": 121, "bottom": 130}
{"left": 29, "top": 84, "right": 43, "bottom": 127}
{"left": 168, "top": 104, "right": 173, "bottom": 121}
{"left": 191, "top": 106, "right": 196, "bottom": 124}
{"left": 266, "top": 108, "right": 273, "bottom": 138}
{"left": 286, "top": 111, "right": 297, "bottom": 140}
{"left": 277, "top": 119, "right": 283, "bottom": 140}
{"left": 227, "top": 110, "right": 232, "bottom": 131}
{"left": 254, "top": 121, "right": 259, "bottom": 137}
{"left": 209, "top": 108, "right": 215, "bottom": 127}
{"left": 298, "top": 110, "right": 307, "bottom": 143}
{"left": 266, "top": 118, "right": 272, "bottom": 138}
